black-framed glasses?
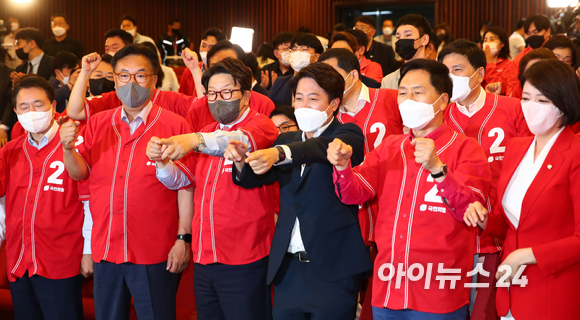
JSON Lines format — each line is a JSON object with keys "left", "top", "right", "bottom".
{"left": 115, "top": 72, "right": 154, "bottom": 84}
{"left": 277, "top": 124, "right": 298, "bottom": 133}
{"left": 204, "top": 89, "right": 243, "bottom": 102}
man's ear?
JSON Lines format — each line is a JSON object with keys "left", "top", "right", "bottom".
{"left": 352, "top": 70, "right": 360, "bottom": 83}
{"left": 420, "top": 34, "right": 430, "bottom": 47}
{"left": 313, "top": 53, "right": 320, "bottom": 62}
{"left": 243, "top": 89, "right": 252, "bottom": 105}
{"left": 477, "top": 67, "right": 485, "bottom": 83}
{"left": 439, "top": 93, "right": 450, "bottom": 111}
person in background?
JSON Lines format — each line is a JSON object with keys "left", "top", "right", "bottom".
{"left": 329, "top": 31, "right": 382, "bottom": 89}
{"left": 0, "top": 61, "right": 13, "bottom": 147}
{"left": 269, "top": 105, "right": 298, "bottom": 133}
{"left": 297, "top": 26, "right": 329, "bottom": 51}
{"left": 343, "top": 29, "right": 383, "bottom": 82}
{"left": 243, "top": 51, "right": 269, "bottom": 96}
{"left": 157, "top": 19, "right": 191, "bottom": 66}
{"left": 482, "top": 26, "right": 519, "bottom": 96}
{"left": 2, "top": 16, "right": 22, "bottom": 69}
{"left": 44, "top": 14, "right": 85, "bottom": 60}
{"left": 513, "top": 15, "right": 552, "bottom": 70}
{"left": 261, "top": 31, "right": 294, "bottom": 90}
{"left": 381, "top": 14, "right": 431, "bottom": 89}
{"left": 509, "top": 18, "right": 526, "bottom": 59}
{"left": 477, "top": 20, "right": 493, "bottom": 46}
{"left": 141, "top": 41, "right": 179, "bottom": 92}
{"left": 104, "top": 28, "right": 133, "bottom": 56}
{"left": 542, "top": 35, "right": 577, "bottom": 68}
{"left": 355, "top": 15, "right": 396, "bottom": 76}
{"left": 434, "top": 23, "right": 454, "bottom": 52}
{"left": 464, "top": 59, "right": 580, "bottom": 320}
{"left": 49, "top": 51, "right": 78, "bottom": 89}
{"left": 512, "top": 48, "right": 557, "bottom": 99}
{"left": 11, "top": 28, "right": 55, "bottom": 84}
{"left": 87, "top": 53, "right": 115, "bottom": 97}
{"left": 119, "top": 15, "right": 156, "bottom": 46}
{"left": 424, "top": 29, "right": 440, "bottom": 60}
{"left": 257, "top": 42, "right": 276, "bottom": 69}
{"left": 374, "top": 19, "right": 395, "bottom": 47}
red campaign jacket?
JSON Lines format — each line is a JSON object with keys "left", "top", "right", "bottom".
{"left": 333, "top": 122, "right": 491, "bottom": 313}
{"left": 0, "top": 127, "right": 84, "bottom": 281}
{"left": 78, "top": 105, "right": 196, "bottom": 264}
{"left": 445, "top": 93, "right": 531, "bottom": 254}
{"left": 186, "top": 92, "right": 275, "bottom": 132}
{"left": 483, "top": 58, "right": 519, "bottom": 97}
{"left": 179, "top": 110, "right": 279, "bottom": 265}
{"left": 84, "top": 89, "right": 196, "bottom": 120}
{"left": 482, "top": 128, "right": 580, "bottom": 320}
{"left": 178, "top": 65, "right": 200, "bottom": 97}
{"left": 360, "top": 56, "right": 384, "bottom": 83}
{"left": 336, "top": 87, "right": 403, "bottom": 245}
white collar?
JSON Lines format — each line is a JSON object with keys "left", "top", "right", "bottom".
{"left": 220, "top": 107, "right": 250, "bottom": 129}
{"left": 301, "top": 118, "right": 333, "bottom": 141}
{"left": 456, "top": 87, "right": 486, "bottom": 117}
{"left": 121, "top": 101, "right": 153, "bottom": 124}
{"left": 27, "top": 120, "right": 58, "bottom": 148}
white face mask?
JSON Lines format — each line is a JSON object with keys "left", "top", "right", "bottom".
{"left": 199, "top": 51, "right": 208, "bottom": 66}
{"left": 56, "top": 70, "right": 70, "bottom": 85}
{"left": 11, "top": 22, "right": 19, "bottom": 32}
{"left": 449, "top": 70, "right": 479, "bottom": 102}
{"left": 343, "top": 72, "right": 355, "bottom": 95}
{"left": 52, "top": 26, "right": 66, "bottom": 37}
{"left": 521, "top": 101, "right": 563, "bottom": 135}
{"left": 17, "top": 110, "right": 54, "bottom": 134}
{"left": 383, "top": 27, "right": 394, "bottom": 36}
{"left": 398, "top": 94, "right": 443, "bottom": 130}
{"left": 484, "top": 42, "right": 499, "bottom": 56}
{"left": 280, "top": 51, "right": 291, "bottom": 67}
{"left": 294, "top": 103, "right": 332, "bottom": 132}
{"left": 290, "top": 51, "right": 312, "bottom": 72}
{"left": 124, "top": 27, "right": 136, "bottom": 37}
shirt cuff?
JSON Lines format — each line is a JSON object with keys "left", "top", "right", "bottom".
{"left": 273, "top": 145, "right": 292, "bottom": 166}
{"left": 0, "top": 125, "right": 10, "bottom": 131}
{"left": 155, "top": 161, "right": 173, "bottom": 178}
{"left": 83, "top": 240, "right": 91, "bottom": 254}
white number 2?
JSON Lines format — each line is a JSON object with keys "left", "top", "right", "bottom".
{"left": 488, "top": 128, "right": 506, "bottom": 154}
{"left": 47, "top": 161, "right": 65, "bottom": 185}
{"left": 370, "top": 122, "right": 386, "bottom": 148}
{"left": 425, "top": 175, "right": 443, "bottom": 203}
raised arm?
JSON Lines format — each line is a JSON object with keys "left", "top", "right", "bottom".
{"left": 66, "top": 53, "right": 101, "bottom": 120}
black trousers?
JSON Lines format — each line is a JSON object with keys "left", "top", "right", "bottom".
{"left": 93, "top": 260, "right": 179, "bottom": 320}
{"left": 9, "top": 271, "right": 84, "bottom": 320}
{"left": 193, "top": 256, "right": 271, "bottom": 320}
{"left": 272, "top": 254, "right": 361, "bottom": 320}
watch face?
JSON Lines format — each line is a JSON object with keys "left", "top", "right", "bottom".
{"left": 442, "top": 164, "right": 449, "bottom": 175}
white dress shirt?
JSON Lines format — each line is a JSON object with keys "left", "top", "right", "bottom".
{"left": 381, "top": 68, "right": 400, "bottom": 90}
{"left": 509, "top": 32, "right": 526, "bottom": 60}
{"left": 27, "top": 52, "right": 44, "bottom": 75}
{"left": 27, "top": 120, "right": 58, "bottom": 149}
{"left": 456, "top": 87, "right": 486, "bottom": 118}
{"left": 121, "top": 101, "right": 152, "bottom": 135}
{"left": 160, "top": 65, "right": 180, "bottom": 92}
{"left": 341, "top": 83, "right": 370, "bottom": 117}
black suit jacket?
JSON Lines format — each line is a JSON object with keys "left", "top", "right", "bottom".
{"left": 15, "top": 54, "right": 55, "bottom": 81}
{"left": 361, "top": 75, "right": 381, "bottom": 89}
{"left": 0, "top": 63, "right": 14, "bottom": 131}
{"left": 262, "top": 60, "right": 293, "bottom": 90}
{"left": 233, "top": 118, "right": 372, "bottom": 284}
{"left": 365, "top": 40, "right": 397, "bottom": 76}
{"left": 252, "top": 83, "right": 269, "bottom": 96}
{"left": 267, "top": 74, "right": 293, "bottom": 107}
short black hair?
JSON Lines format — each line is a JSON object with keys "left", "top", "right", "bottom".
{"left": 50, "top": 13, "right": 67, "bottom": 23}
{"left": 438, "top": 39, "right": 487, "bottom": 71}
{"left": 111, "top": 43, "right": 161, "bottom": 78}
{"left": 53, "top": 51, "right": 78, "bottom": 70}
{"left": 206, "top": 40, "right": 245, "bottom": 67}
{"left": 201, "top": 27, "right": 226, "bottom": 42}
{"left": 271, "top": 31, "right": 294, "bottom": 50}
{"left": 334, "top": 23, "right": 347, "bottom": 32}
{"left": 15, "top": 28, "right": 45, "bottom": 50}
{"left": 483, "top": 26, "right": 510, "bottom": 60}
{"left": 330, "top": 32, "right": 359, "bottom": 52}
{"left": 120, "top": 14, "right": 138, "bottom": 26}
{"left": 101, "top": 53, "right": 113, "bottom": 64}
{"left": 345, "top": 29, "right": 368, "bottom": 50}
{"left": 522, "top": 59, "right": 580, "bottom": 127}
{"left": 396, "top": 14, "right": 432, "bottom": 38}
{"left": 355, "top": 16, "right": 377, "bottom": 29}
{"left": 12, "top": 75, "right": 55, "bottom": 107}
{"left": 319, "top": 48, "right": 361, "bottom": 75}
{"left": 515, "top": 18, "right": 526, "bottom": 30}
{"left": 202, "top": 57, "right": 252, "bottom": 92}
{"left": 400, "top": 59, "right": 452, "bottom": 98}
{"left": 270, "top": 106, "right": 297, "bottom": 123}
{"left": 519, "top": 47, "right": 557, "bottom": 78}
{"left": 291, "top": 33, "right": 324, "bottom": 54}
{"left": 297, "top": 26, "right": 312, "bottom": 33}
{"left": 139, "top": 42, "right": 165, "bottom": 88}
{"left": 168, "top": 19, "right": 180, "bottom": 26}
{"left": 523, "top": 15, "right": 551, "bottom": 34}
{"left": 105, "top": 29, "right": 134, "bottom": 45}
{"left": 543, "top": 35, "right": 577, "bottom": 65}
{"left": 291, "top": 62, "right": 345, "bottom": 113}
{"left": 242, "top": 51, "right": 261, "bottom": 82}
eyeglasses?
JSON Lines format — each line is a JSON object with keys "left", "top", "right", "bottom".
{"left": 290, "top": 46, "right": 312, "bottom": 53}
{"left": 203, "top": 89, "right": 243, "bottom": 102}
{"left": 277, "top": 124, "right": 298, "bottom": 133}
{"left": 115, "top": 72, "right": 154, "bottom": 84}
{"left": 354, "top": 25, "right": 372, "bottom": 32}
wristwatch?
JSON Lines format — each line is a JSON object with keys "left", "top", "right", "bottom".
{"left": 194, "top": 133, "right": 206, "bottom": 152}
{"left": 275, "top": 146, "right": 286, "bottom": 163}
{"left": 431, "top": 163, "right": 448, "bottom": 179}
{"left": 176, "top": 234, "right": 192, "bottom": 243}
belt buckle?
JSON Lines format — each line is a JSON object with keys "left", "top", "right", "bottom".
{"left": 297, "top": 252, "right": 310, "bottom": 263}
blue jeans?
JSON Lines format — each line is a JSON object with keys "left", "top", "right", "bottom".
{"left": 372, "top": 305, "right": 468, "bottom": 320}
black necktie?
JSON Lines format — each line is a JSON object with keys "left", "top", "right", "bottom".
{"left": 27, "top": 62, "right": 33, "bottom": 74}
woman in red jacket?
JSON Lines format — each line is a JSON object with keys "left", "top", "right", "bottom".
{"left": 482, "top": 26, "right": 519, "bottom": 97}
{"left": 464, "top": 59, "right": 580, "bottom": 320}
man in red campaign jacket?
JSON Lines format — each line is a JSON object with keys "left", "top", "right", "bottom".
{"left": 439, "top": 40, "right": 532, "bottom": 320}
{"left": 59, "top": 45, "right": 196, "bottom": 320}
{"left": 146, "top": 58, "right": 278, "bottom": 320}
{"left": 329, "top": 59, "right": 491, "bottom": 319}
{"left": 0, "top": 76, "right": 87, "bottom": 320}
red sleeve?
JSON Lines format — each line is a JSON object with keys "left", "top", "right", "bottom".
{"left": 382, "top": 88, "right": 404, "bottom": 135}
{"left": 157, "top": 91, "right": 197, "bottom": 119}
{"left": 186, "top": 98, "right": 215, "bottom": 132}
{"left": 239, "top": 113, "right": 278, "bottom": 151}
{"left": 484, "top": 62, "right": 501, "bottom": 85}
{"left": 365, "top": 62, "right": 383, "bottom": 83}
{"left": 10, "top": 122, "right": 25, "bottom": 140}
{"left": 178, "top": 68, "right": 195, "bottom": 96}
{"left": 501, "top": 60, "right": 519, "bottom": 97}
{"left": 0, "top": 145, "right": 8, "bottom": 197}
{"left": 85, "top": 92, "right": 121, "bottom": 120}
{"left": 250, "top": 92, "right": 275, "bottom": 117}
{"left": 505, "top": 96, "right": 531, "bottom": 137}
{"left": 480, "top": 209, "right": 509, "bottom": 240}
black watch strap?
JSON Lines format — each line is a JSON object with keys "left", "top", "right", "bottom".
{"left": 275, "top": 146, "right": 286, "bottom": 163}
{"left": 177, "top": 234, "right": 192, "bottom": 243}
{"left": 431, "top": 163, "right": 448, "bottom": 179}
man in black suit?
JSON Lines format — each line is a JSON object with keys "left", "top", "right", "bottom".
{"left": 243, "top": 52, "right": 269, "bottom": 96}
{"left": 229, "top": 63, "right": 372, "bottom": 319}
{"left": 355, "top": 16, "right": 397, "bottom": 76}
{"left": 261, "top": 31, "right": 294, "bottom": 90}
{"left": 11, "top": 28, "right": 55, "bottom": 83}
{"left": 0, "top": 62, "right": 13, "bottom": 146}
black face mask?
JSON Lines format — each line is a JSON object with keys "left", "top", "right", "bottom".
{"left": 172, "top": 28, "right": 181, "bottom": 36}
{"left": 15, "top": 47, "right": 29, "bottom": 61}
{"left": 526, "top": 35, "right": 545, "bottom": 49}
{"left": 208, "top": 98, "right": 242, "bottom": 124}
{"left": 89, "top": 78, "right": 116, "bottom": 96}
{"left": 396, "top": 38, "right": 420, "bottom": 61}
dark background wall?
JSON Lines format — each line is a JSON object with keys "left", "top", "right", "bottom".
{"left": 1, "top": 0, "right": 561, "bottom": 54}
